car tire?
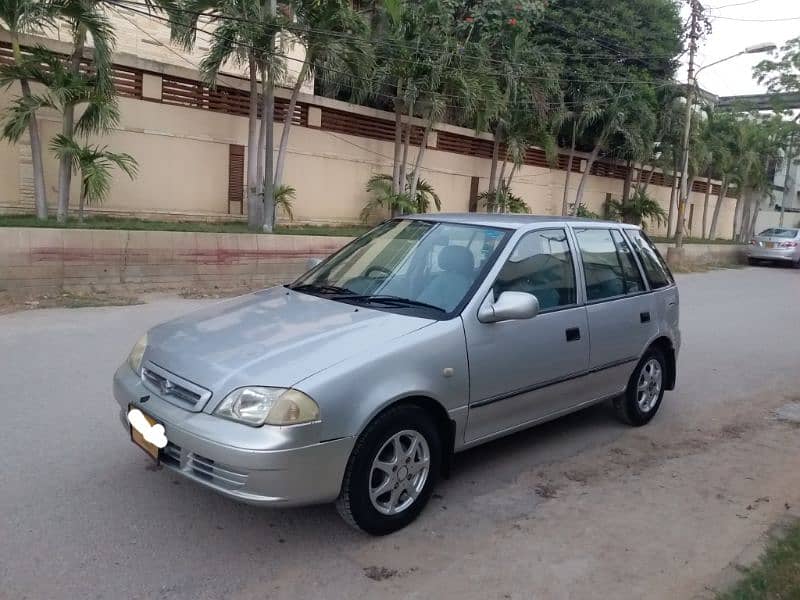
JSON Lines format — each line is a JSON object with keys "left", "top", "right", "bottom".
{"left": 747, "top": 257, "right": 758, "bottom": 266}
{"left": 336, "top": 404, "right": 441, "bottom": 535}
{"left": 614, "top": 347, "right": 667, "bottom": 427}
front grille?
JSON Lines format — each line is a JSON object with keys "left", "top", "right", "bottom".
{"left": 141, "top": 363, "right": 211, "bottom": 411}
{"left": 159, "top": 442, "right": 247, "bottom": 491}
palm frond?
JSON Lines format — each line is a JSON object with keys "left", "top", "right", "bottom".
{"left": 0, "top": 93, "right": 55, "bottom": 142}
{"left": 75, "top": 96, "right": 120, "bottom": 135}
{"left": 273, "top": 184, "right": 295, "bottom": 220}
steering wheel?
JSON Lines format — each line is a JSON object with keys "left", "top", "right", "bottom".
{"left": 365, "top": 265, "right": 391, "bottom": 279}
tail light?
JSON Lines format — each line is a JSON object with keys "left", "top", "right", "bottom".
{"left": 749, "top": 239, "right": 757, "bottom": 245}
{"left": 779, "top": 241, "right": 798, "bottom": 248}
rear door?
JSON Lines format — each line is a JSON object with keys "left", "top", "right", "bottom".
{"left": 572, "top": 226, "right": 656, "bottom": 399}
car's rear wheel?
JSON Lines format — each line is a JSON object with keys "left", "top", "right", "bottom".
{"left": 614, "top": 347, "right": 666, "bottom": 427}
{"left": 336, "top": 404, "right": 441, "bottom": 535}
{"left": 747, "top": 257, "right": 759, "bottom": 266}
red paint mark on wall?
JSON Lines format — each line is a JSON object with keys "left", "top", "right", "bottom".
{"left": 29, "top": 245, "right": 347, "bottom": 265}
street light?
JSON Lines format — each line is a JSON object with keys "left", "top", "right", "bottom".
{"left": 695, "top": 43, "right": 778, "bottom": 77}
{"left": 672, "top": 41, "right": 776, "bottom": 253}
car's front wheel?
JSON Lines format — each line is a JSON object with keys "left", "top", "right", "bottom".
{"left": 614, "top": 347, "right": 667, "bottom": 426}
{"left": 336, "top": 404, "right": 441, "bottom": 535}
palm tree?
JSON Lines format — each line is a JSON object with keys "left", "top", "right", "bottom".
{"left": 572, "top": 85, "right": 658, "bottom": 211}
{"left": 478, "top": 182, "right": 530, "bottom": 214}
{"left": 272, "top": 0, "right": 366, "bottom": 191}
{"left": 0, "top": 0, "right": 55, "bottom": 219}
{"left": 702, "top": 111, "right": 736, "bottom": 239}
{"left": 9, "top": 44, "right": 122, "bottom": 146}
{"left": 173, "top": 0, "right": 284, "bottom": 230}
{"left": 607, "top": 189, "right": 667, "bottom": 229}
{"left": 50, "top": 134, "right": 137, "bottom": 222}
{"left": 728, "top": 115, "right": 782, "bottom": 242}
{"left": 49, "top": 0, "right": 117, "bottom": 223}
{"left": 273, "top": 183, "right": 295, "bottom": 221}
{"left": 361, "top": 173, "right": 440, "bottom": 223}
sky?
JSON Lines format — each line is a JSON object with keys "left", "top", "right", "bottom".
{"left": 676, "top": 0, "right": 799, "bottom": 98}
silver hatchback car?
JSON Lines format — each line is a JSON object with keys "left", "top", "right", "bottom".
{"left": 114, "top": 215, "right": 680, "bottom": 534}
{"left": 747, "top": 227, "right": 800, "bottom": 267}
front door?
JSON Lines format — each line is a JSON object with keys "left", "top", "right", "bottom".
{"left": 463, "top": 228, "right": 590, "bottom": 443}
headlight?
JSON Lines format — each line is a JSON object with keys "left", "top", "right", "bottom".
{"left": 214, "top": 387, "right": 320, "bottom": 427}
{"left": 127, "top": 334, "right": 148, "bottom": 375}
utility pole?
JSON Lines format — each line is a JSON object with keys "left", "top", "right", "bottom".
{"left": 674, "top": 0, "right": 703, "bottom": 249}
{"left": 780, "top": 130, "right": 797, "bottom": 227}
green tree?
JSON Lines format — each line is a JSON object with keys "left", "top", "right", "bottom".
{"left": 477, "top": 182, "right": 530, "bottom": 214}
{"left": 607, "top": 189, "right": 667, "bottom": 229}
{"left": 754, "top": 38, "right": 800, "bottom": 227}
{"left": 728, "top": 115, "right": 783, "bottom": 242}
{"left": 2, "top": 46, "right": 123, "bottom": 221}
{"left": 365, "top": 0, "right": 495, "bottom": 205}
{"left": 173, "top": 0, "right": 286, "bottom": 230}
{"left": 538, "top": 0, "right": 681, "bottom": 213}
{"left": 51, "top": 0, "right": 117, "bottom": 223}
{"left": 0, "top": 0, "right": 55, "bottom": 219}
{"left": 465, "top": 0, "right": 554, "bottom": 205}
{"left": 361, "top": 172, "right": 440, "bottom": 222}
{"left": 705, "top": 111, "right": 737, "bottom": 239}
{"left": 50, "top": 134, "right": 137, "bottom": 222}
{"left": 273, "top": 0, "right": 367, "bottom": 192}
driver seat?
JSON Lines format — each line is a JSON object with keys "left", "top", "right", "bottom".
{"left": 417, "top": 245, "right": 475, "bottom": 311}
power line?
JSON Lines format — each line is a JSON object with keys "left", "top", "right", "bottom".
{"left": 708, "top": 14, "right": 800, "bottom": 22}
{"left": 706, "top": 0, "right": 762, "bottom": 8}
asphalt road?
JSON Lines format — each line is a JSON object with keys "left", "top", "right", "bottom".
{"left": 1, "top": 265, "right": 799, "bottom": 600}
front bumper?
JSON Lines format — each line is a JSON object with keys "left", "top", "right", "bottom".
{"left": 747, "top": 246, "right": 798, "bottom": 262}
{"left": 113, "top": 365, "right": 354, "bottom": 507}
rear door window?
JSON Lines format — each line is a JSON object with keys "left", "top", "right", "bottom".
{"left": 574, "top": 228, "right": 645, "bottom": 301}
{"left": 623, "top": 229, "right": 674, "bottom": 289}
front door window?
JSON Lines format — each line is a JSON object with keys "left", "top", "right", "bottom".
{"left": 492, "top": 228, "right": 577, "bottom": 311}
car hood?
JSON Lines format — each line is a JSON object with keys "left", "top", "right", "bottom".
{"left": 144, "top": 286, "right": 433, "bottom": 399}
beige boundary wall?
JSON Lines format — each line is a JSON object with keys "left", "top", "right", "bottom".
{"left": 0, "top": 32, "right": 738, "bottom": 239}
{"left": 0, "top": 227, "right": 745, "bottom": 299}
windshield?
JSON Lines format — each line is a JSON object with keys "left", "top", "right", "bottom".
{"left": 758, "top": 228, "right": 798, "bottom": 239}
{"left": 290, "top": 219, "right": 510, "bottom": 315}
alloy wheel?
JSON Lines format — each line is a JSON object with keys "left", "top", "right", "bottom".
{"left": 369, "top": 430, "right": 431, "bottom": 515}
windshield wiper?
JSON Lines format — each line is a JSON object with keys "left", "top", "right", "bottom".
{"left": 333, "top": 294, "right": 446, "bottom": 313}
{"left": 287, "top": 283, "right": 356, "bottom": 296}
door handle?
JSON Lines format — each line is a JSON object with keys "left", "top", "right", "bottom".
{"left": 640, "top": 311, "right": 651, "bottom": 323}
{"left": 565, "top": 327, "right": 581, "bottom": 342}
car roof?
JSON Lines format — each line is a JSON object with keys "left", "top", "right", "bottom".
{"left": 404, "top": 213, "right": 640, "bottom": 230}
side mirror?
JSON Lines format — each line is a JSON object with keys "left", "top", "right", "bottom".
{"left": 478, "top": 291, "right": 539, "bottom": 323}
{"left": 305, "top": 257, "right": 323, "bottom": 271}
